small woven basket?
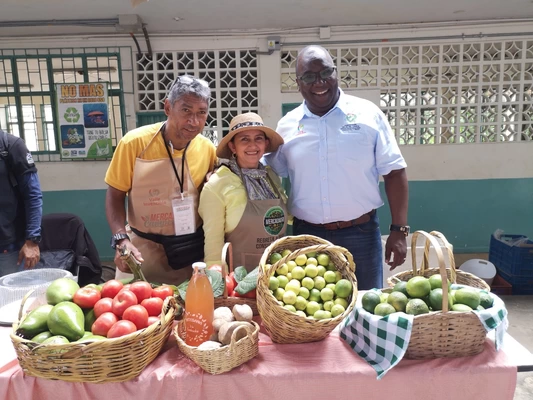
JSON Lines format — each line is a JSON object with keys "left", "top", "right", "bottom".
{"left": 257, "top": 234, "right": 357, "bottom": 344}
{"left": 10, "top": 296, "right": 179, "bottom": 383}
{"left": 394, "top": 231, "right": 487, "bottom": 359}
{"left": 387, "top": 230, "right": 491, "bottom": 291}
{"left": 214, "top": 242, "right": 258, "bottom": 315}
{"left": 174, "top": 320, "right": 259, "bottom": 374}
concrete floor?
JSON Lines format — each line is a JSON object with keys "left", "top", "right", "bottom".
{"left": 501, "top": 295, "right": 533, "bottom": 400}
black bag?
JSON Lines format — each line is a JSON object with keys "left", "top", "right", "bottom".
{"left": 34, "top": 250, "right": 76, "bottom": 272}
{"left": 131, "top": 227, "right": 205, "bottom": 270}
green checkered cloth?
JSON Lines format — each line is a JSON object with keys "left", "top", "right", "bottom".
{"left": 340, "top": 288, "right": 508, "bottom": 380}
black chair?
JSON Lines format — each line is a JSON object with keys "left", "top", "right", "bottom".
{"left": 37, "top": 213, "right": 103, "bottom": 286}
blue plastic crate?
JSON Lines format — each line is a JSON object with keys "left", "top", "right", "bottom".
{"left": 496, "top": 269, "right": 533, "bottom": 295}
{"left": 489, "top": 234, "right": 533, "bottom": 278}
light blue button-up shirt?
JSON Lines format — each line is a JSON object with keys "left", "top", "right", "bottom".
{"left": 264, "top": 89, "right": 406, "bottom": 224}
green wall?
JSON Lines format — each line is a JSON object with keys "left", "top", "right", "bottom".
{"left": 42, "top": 177, "right": 533, "bottom": 261}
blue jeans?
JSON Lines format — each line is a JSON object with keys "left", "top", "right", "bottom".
{"left": 0, "top": 246, "right": 24, "bottom": 277}
{"left": 293, "top": 213, "right": 383, "bottom": 290}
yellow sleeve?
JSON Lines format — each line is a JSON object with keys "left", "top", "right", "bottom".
{"left": 199, "top": 178, "right": 227, "bottom": 266}
{"left": 104, "top": 136, "right": 142, "bottom": 192}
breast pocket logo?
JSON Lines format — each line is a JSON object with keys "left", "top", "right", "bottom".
{"left": 341, "top": 124, "right": 361, "bottom": 132}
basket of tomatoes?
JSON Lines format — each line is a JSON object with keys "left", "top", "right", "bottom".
{"left": 11, "top": 278, "right": 180, "bottom": 383}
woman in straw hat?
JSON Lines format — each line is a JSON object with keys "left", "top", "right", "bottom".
{"left": 198, "top": 112, "right": 288, "bottom": 271}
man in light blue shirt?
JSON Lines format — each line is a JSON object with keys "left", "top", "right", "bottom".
{"left": 264, "top": 46, "right": 409, "bottom": 290}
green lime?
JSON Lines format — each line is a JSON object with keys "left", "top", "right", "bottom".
{"left": 479, "top": 291, "right": 494, "bottom": 309}
{"left": 387, "top": 291, "right": 409, "bottom": 312}
{"left": 392, "top": 281, "right": 409, "bottom": 297}
{"left": 270, "top": 252, "right": 282, "bottom": 264}
{"left": 361, "top": 291, "right": 382, "bottom": 313}
{"left": 268, "top": 276, "right": 280, "bottom": 291}
{"left": 451, "top": 303, "right": 473, "bottom": 312}
{"left": 454, "top": 288, "right": 481, "bottom": 309}
{"left": 374, "top": 303, "right": 396, "bottom": 316}
{"left": 334, "top": 279, "right": 353, "bottom": 298}
{"left": 405, "top": 298, "right": 430, "bottom": 315}
{"left": 406, "top": 276, "right": 431, "bottom": 298}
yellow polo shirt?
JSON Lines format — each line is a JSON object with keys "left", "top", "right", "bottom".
{"left": 105, "top": 122, "right": 217, "bottom": 192}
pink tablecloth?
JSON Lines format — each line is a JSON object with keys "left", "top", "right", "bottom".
{"left": 0, "top": 323, "right": 517, "bottom": 400}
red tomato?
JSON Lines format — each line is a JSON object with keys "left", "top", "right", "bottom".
{"left": 207, "top": 264, "right": 223, "bottom": 274}
{"left": 107, "top": 320, "right": 137, "bottom": 338}
{"left": 129, "top": 281, "right": 153, "bottom": 303}
{"left": 73, "top": 287, "right": 101, "bottom": 309}
{"left": 122, "top": 305, "right": 149, "bottom": 330}
{"left": 225, "top": 275, "right": 235, "bottom": 294}
{"left": 151, "top": 285, "right": 174, "bottom": 301}
{"left": 141, "top": 297, "right": 164, "bottom": 317}
{"left": 230, "top": 290, "right": 240, "bottom": 297}
{"left": 101, "top": 280, "right": 124, "bottom": 299}
{"left": 93, "top": 297, "right": 114, "bottom": 318}
{"left": 147, "top": 316, "right": 159, "bottom": 326}
{"left": 240, "top": 289, "right": 257, "bottom": 299}
{"left": 228, "top": 272, "right": 237, "bottom": 287}
{"left": 92, "top": 312, "right": 119, "bottom": 337}
{"left": 112, "top": 290, "right": 138, "bottom": 318}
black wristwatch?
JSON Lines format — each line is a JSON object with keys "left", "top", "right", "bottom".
{"left": 110, "top": 233, "right": 130, "bottom": 249}
{"left": 390, "top": 224, "right": 410, "bottom": 237}
{"left": 27, "top": 236, "right": 42, "bottom": 244}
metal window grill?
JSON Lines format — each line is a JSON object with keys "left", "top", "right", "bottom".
{"left": 281, "top": 39, "right": 533, "bottom": 144}
{"left": 0, "top": 47, "right": 131, "bottom": 161}
{"left": 136, "top": 50, "right": 259, "bottom": 142}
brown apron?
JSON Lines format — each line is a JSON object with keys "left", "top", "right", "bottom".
{"left": 225, "top": 173, "right": 288, "bottom": 271}
{"left": 115, "top": 127, "right": 200, "bottom": 285}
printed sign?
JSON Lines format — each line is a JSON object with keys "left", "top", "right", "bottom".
{"left": 56, "top": 83, "right": 112, "bottom": 159}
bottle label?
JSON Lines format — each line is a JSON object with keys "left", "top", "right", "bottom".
{"left": 184, "top": 311, "right": 211, "bottom": 343}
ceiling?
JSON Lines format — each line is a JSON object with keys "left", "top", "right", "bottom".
{"left": 1, "top": 0, "right": 533, "bottom": 37}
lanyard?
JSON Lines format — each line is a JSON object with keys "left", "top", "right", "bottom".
{"left": 161, "top": 124, "right": 190, "bottom": 198}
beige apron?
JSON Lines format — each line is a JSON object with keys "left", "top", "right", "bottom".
{"left": 225, "top": 173, "right": 288, "bottom": 271}
{"left": 115, "top": 127, "right": 200, "bottom": 285}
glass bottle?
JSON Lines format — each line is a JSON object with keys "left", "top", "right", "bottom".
{"left": 184, "top": 262, "right": 214, "bottom": 346}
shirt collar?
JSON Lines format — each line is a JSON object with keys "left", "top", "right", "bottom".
{"left": 301, "top": 88, "right": 348, "bottom": 119}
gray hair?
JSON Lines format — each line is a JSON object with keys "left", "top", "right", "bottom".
{"left": 167, "top": 74, "right": 211, "bottom": 105}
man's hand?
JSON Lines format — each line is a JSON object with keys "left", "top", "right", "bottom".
{"left": 114, "top": 239, "right": 144, "bottom": 273}
{"left": 385, "top": 231, "right": 407, "bottom": 270}
{"left": 18, "top": 241, "right": 40, "bottom": 269}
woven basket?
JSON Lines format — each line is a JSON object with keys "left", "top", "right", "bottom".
{"left": 10, "top": 295, "right": 179, "bottom": 383}
{"left": 391, "top": 231, "right": 487, "bottom": 359}
{"left": 213, "top": 242, "right": 258, "bottom": 315}
{"left": 257, "top": 234, "right": 357, "bottom": 344}
{"left": 387, "top": 230, "right": 491, "bottom": 291}
{"left": 174, "top": 320, "right": 259, "bottom": 374}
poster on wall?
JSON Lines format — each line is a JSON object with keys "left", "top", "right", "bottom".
{"left": 56, "top": 83, "right": 112, "bottom": 159}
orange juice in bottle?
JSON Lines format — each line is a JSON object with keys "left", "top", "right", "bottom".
{"left": 184, "top": 262, "right": 214, "bottom": 346}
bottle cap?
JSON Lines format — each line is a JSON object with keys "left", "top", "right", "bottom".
{"left": 192, "top": 262, "right": 207, "bottom": 270}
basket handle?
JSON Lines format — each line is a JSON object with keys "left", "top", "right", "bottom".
{"left": 220, "top": 242, "right": 234, "bottom": 298}
{"left": 411, "top": 230, "right": 450, "bottom": 313}
{"left": 17, "top": 289, "right": 35, "bottom": 322}
{"left": 425, "top": 231, "right": 457, "bottom": 283}
{"left": 228, "top": 323, "right": 254, "bottom": 352}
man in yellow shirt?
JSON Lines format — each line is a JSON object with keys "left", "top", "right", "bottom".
{"left": 105, "top": 75, "right": 217, "bottom": 285}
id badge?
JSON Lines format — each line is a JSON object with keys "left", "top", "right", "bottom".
{"left": 171, "top": 195, "right": 196, "bottom": 236}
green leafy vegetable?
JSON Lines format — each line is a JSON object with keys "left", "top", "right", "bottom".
{"left": 176, "top": 270, "right": 224, "bottom": 301}
{"left": 233, "top": 266, "right": 248, "bottom": 283}
{"left": 235, "top": 267, "right": 259, "bottom": 295}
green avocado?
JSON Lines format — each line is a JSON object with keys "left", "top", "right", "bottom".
{"left": 83, "top": 308, "right": 97, "bottom": 332}
{"left": 47, "top": 301, "right": 85, "bottom": 342}
{"left": 46, "top": 278, "right": 80, "bottom": 305}
{"left": 17, "top": 304, "right": 54, "bottom": 339}
{"left": 31, "top": 330, "right": 54, "bottom": 343}
{"left": 41, "top": 335, "right": 70, "bottom": 345}
{"left": 76, "top": 334, "right": 106, "bottom": 342}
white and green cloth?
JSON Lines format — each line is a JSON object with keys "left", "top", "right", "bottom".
{"left": 339, "top": 289, "right": 508, "bottom": 379}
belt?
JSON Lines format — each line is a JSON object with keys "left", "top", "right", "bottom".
{"left": 301, "top": 210, "right": 376, "bottom": 231}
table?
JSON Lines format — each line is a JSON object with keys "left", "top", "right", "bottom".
{"left": 0, "top": 320, "right": 528, "bottom": 400}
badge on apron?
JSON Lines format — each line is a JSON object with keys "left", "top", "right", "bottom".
{"left": 172, "top": 195, "right": 197, "bottom": 236}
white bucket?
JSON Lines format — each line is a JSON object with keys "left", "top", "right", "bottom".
{"left": 458, "top": 259, "right": 497, "bottom": 286}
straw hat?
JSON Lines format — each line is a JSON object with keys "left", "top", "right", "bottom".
{"left": 217, "top": 112, "right": 284, "bottom": 158}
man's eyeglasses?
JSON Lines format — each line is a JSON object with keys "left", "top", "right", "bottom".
{"left": 297, "top": 67, "right": 337, "bottom": 85}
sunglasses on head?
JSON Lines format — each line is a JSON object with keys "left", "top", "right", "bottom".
{"left": 297, "top": 66, "right": 337, "bottom": 85}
